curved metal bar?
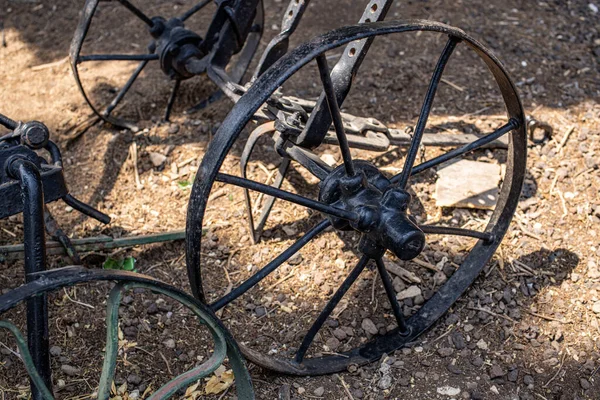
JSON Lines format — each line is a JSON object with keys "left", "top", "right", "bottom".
{"left": 0, "top": 322, "right": 54, "bottom": 400}
{"left": 252, "top": 0, "right": 310, "bottom": 79}
{"left": 0, "top": 268, "right": 255, "bottom": 399}
{"left": 395, "top": 37, "right": 458, "bottom": 188}
{"left": 186, "top": 20, "right": 527, "bottom": 375}
{"left": 240, "top": 122, "right": 279, "bottom": 244}
{"left": 215, "top": 173, "right": 359, "bottom": 222}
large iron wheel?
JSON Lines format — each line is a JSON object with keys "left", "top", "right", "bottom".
{"left": 70, "top": 0, "right": 263, "bottom": 129}
{"left": 186, "top": 20, "right": 526, "bottom": 375}
{"left": 0, "top": 268, "right": 254, "bottom": 399}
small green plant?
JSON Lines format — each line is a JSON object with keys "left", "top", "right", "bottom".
{"left": 102, "top": 256, "right": 137, "bottom": 272}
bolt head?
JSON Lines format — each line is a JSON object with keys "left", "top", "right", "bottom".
{"left": 20, "top": 121, "right": 49, "bottom": 149}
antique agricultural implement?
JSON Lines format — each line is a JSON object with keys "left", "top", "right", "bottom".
{"left": 68, "top": 0, "right": 527, "bottom": 377}
{"left": 0, "top": 116, "right": 253, "bottom": 398}
{"left": 1, "top": 0, "right": 528, "bottom": 395}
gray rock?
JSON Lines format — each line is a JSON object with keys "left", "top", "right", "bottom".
{"left": 163, "top": 339, "right": 175, "bottom": 349}
{"left": 61, "top": 365, "right": 80, "bottom": 376}
{"left": 49, "top": 346, "right": 62, "bottom": 357}
{"left": 127, "top": 373, "right": 141, "bottom": 385}
{"left": 167, "top": 124, "right": 180, "bottom": 135}
{"left": 438, "top": 347, "right": 455, "bottom": 357}
{"left": 580, "top": 378, "right": 591, "bottom": 390}
{"left": 314, "top": 386, "right": 325, "bottom": 396}
{"left": 326, "top": 337, "right": 340, "bottom": 351}
{"left": 378, "top": 375, "right": 393, "bottom": 390}
{"left": 507, "top": 369, "right": 518, "bottom": 382}
{"left": 254, "top": 306, "right": 267, "bottom": 317}
{"left": 489, "top": 364, "right": 505, "bottom": 379}
{"left": 361, "top": 318, "right": 378, "bottom": 335}
{"left": 329, "top": 328, "right": 346, "bottom": 342}
{"left": 523, "top": 375, "right": 534, "bottom": 386}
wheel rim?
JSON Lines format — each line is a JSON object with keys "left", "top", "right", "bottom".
{"left": 70, "top": 0, "right": 263, "bottom": 129}
{"left": 186, "top": 20, "right": 526, "bottom": 375}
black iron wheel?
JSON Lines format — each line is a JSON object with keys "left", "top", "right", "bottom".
{"left": 186, "top": 20, "right": 526, "bottom": 375}
{"left": 70, "top": 0, "right": 263, "bottom": 129}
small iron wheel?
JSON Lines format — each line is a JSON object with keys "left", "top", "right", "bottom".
{"left": 70, "top": 0, "right": 263, "bottom": 129}
{"left": 186, "top": 20, "right": 526, "bottom": 375}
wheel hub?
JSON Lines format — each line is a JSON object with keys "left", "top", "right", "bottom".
{"left": 150, "top": 17, "right": 206, "bottom": 80}
{"left": 319, "top": 161, "right": 425, "bottom": 260}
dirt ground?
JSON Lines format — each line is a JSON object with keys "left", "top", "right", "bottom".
{"left": 1, "top": 0, "right": 599, "bottom": 399}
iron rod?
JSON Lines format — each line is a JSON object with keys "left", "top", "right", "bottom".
{"left": 375, "top": 258, "right": 408, "bottom": 333}
{"left": 392, "top": 119, "right": 518, "bottom": 182}
{"left": 316, "top": 54, "right": 355, "bottom": 176}
{"left": 116, "top": 0, "right": 154, "bottom": 27}
{"left": 78, "top": 54, "right": 158, "bottom": 63}
{"left": 9, "top": 159, "right": 52, "bottom": 400}
{"left": 104, "top": 60, "right": 149, "bottom": 117}
{"left": 295, "top": 255, "right": 370, "bottom": 363}
{"left": 180, "top": 0, "right": 212, "bottom": 22}
{"left": 210, "top": 220, "right": 330, "bottom": 311}
{"left": 215, "top": 173, "right": 359, "bottom": 222}
{"left": 164, "top": 79, "right": 181, "bottom": 122}
{"left": 0, "top": 112, "right": 18, "bottom": 130}
{"left": 395, "top": 37, "right": 458, "bottom": 188}
{"left": 63, "top": 194, "right": 111, "bottom": 224}
{"left": 420, "top": 225, "right": 494, "bottom": 242}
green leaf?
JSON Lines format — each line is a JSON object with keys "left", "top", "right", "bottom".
{"left": 177, "top": 180, "right": 193, "bottom": 189}
{"left": 102, "top": 257, "right": 122, "bottom": 270}
{"left": 122, "top": 257, "right": 136, "bottom": 271}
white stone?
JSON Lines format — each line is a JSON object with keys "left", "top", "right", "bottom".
{"left": 437, "top": 386, "right": 461, "bottom": 396}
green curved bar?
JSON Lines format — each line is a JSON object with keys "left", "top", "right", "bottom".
{"left": 0, "top": 321, "right": 54, "bottom": 400}
{"left": 0, "top": 272, "right": 254, "bottom": 399}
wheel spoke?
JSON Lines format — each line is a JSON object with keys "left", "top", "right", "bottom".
{"left": 164, "top": 79, "right": 181, "bottom": 122}
{"left": 210, "top": 219, "right": 330, "bottom": 311}
{"left": 215, "top": 173, "right": 359, "bottom": 222}
{"left": 420, "top": 225, "right": 494, "bottom": 243}
{"left": 116, "top": 0, "right": 154, "bottom": 27}
{"left": 316, "top": 54, "right": 355, "bottom": 176}
{"left": 104, "top": 60, "right": 149, "bottom": 117}
{"left": 180, "top": 0, "right": 212, "bottom": 22}
{"left": 391, "top": 119, "right": 518, "bottom": 182}
{"left": 295, "top": 255, "right": 370, "bottom": 363}
{"left": 78, "top": 54, "right": 159, "bottom": 63}
{"left": 375, "top": 258, "right": 408, "bottom": 333}
{"left": 395, "top": 37, "right": 459, "bottom": 189}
